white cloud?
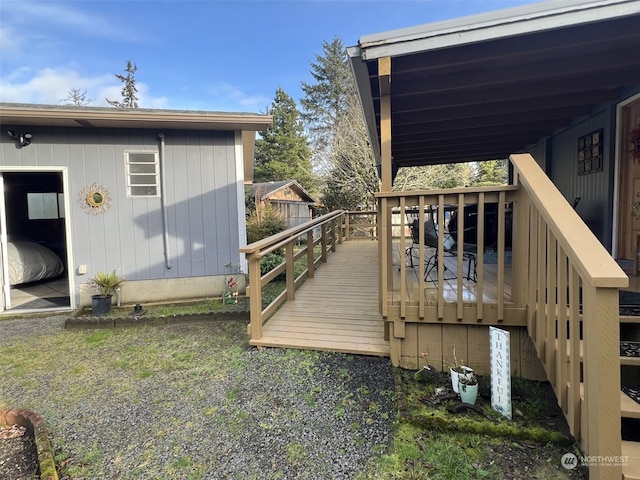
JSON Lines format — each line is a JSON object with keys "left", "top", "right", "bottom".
{"left": 212, "top": 82, "right": 271, "bottom": 112}
{"left": 0, "top": 67, "right": 167, "bottom": 108}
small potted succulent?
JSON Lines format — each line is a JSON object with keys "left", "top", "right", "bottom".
{"left": 90, "top": 270, "right": 125, "bottom": 316}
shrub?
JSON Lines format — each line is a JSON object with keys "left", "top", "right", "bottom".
{"left": 260, "top": 252, "right": 286, "bottom": 281}
{"left": 246, "top": 202, "right": 287, "bottom": 244}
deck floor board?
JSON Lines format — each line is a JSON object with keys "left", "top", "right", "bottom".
{"left": 252, "top": 241, "right": 390, "bottom": 356}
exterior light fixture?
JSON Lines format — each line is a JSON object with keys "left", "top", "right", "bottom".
{"left": 7, "top": 130, "right": 33, "bottom": 148}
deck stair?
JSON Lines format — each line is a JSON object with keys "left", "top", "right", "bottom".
{"left": 585, "top": 311, "right": 640, "bottom": 479}
{"left": 619, "top": 313, "right": 640, "bottom": 480}
{"left": 555, "top": 309, "right": 640, "bottom": 478}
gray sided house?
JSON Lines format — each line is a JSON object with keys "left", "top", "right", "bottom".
{"left": 248, "top": 181, "right": 317, "bottom": 228}
{"left": 0, "top": 103, "right": 272, "bottom": 313}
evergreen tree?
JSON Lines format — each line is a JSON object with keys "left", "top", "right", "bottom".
{"left": 254, "top": 88, "right": 318, "bottom": 193}
{"left": 301, "top": 36, "right": 380, "bottom": 211}
{"left": 106, "top": 60, "right": 139, "bottom": 108}
{"left": 301, "top": 37, "right": 351, "bottom": 174}
{"left": 471, "top": 160, "right": 508, "bottom": 186}
{"left": 321, "top": 81, "right": 379, "bottom": 211}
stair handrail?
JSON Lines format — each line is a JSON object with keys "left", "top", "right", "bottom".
{"left": 511, "top": 153, "right": 628, "bottom": 480}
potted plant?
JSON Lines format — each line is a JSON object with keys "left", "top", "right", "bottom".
{"left": 458, "top": 372, "right": 479, "bottom": 405}
{"left": 449, "top": 346, "right": 473, "bottom": 393}
{"left": 90, "top": 270, "right": 125, "bottom": 316}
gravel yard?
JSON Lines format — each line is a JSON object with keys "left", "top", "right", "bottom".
{"left": 0, "top": 316, "right": 395, "bottom": 479}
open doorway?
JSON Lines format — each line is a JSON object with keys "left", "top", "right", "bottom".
{"left": 0, "top": 171, "right": 71, "bottom": 312}
{"left": 617, "top": 97, "right": 640, "bottom": 261}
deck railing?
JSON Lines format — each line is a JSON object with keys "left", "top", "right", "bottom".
{"left": 240, "top": 210, "right": 379, "bottom": 341}
{"left": 377, "top": 185, "right": 522, "bottom": 325}
{"left": 376, "top": 153, "right": 628, "bottom": 479}
{"left": 242, "top": 154, "right": 626, "bottom": 477}
{"left": 510, "top": 153, "right": 628, "bottom": 479}
{"left": 240, "top": 210, "right": 344, "bottom": 340}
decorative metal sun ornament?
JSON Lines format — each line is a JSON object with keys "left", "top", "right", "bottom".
{"left": 79, "top": 183, "right": 112, "bottom": 215}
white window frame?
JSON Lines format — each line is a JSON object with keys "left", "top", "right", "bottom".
{"left": 125, "top": 151, "right": 160, "bottom": 198}
{"left": 27, "top": 192, "right": 62, "bottom": 219}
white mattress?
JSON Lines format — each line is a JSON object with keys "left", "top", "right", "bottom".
{"left": 7, "top": 240, "right": 64, "bottom": 285}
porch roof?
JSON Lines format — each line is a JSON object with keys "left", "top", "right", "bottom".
{"left": 348, "top": 0, "right": 640, "bottom": 169}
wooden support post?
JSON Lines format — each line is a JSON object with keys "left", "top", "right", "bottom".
{"left": 306, "top": 231, "right": 315, "bottom": 278}
{"left": 380, "top": 198, "right": 389, "bottom": 318}
{"left": 286, "top": 242, "right": 294, "bottom": 301}
{"left": 247, "top": 253, "right": 263, "bottom": 340}
{"left": 379, "top": 57, "right": 392, "bottom": 193}
{"left": 345, "top": 212, "right": 350, "bottom": 241}
{"left": 330, "top": 218, "right": 337, "bottom": 252}
{"left": 511, "top": 189, "right": 530, "bottom": 308}
{"left": 321, "top": 224, "right": 327, "bottom": 263}
{"left": 582, "top": 286, "right": 621, "bottom": 480}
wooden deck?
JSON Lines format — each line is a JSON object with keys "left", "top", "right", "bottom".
{"left": 394, "top": 244, "right": 513, "bottom": 305}
{"left": 251, "top": 241, "right": 390, "bottom": 356}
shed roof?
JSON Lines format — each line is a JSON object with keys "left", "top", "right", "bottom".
{"left": 0, "top": 103, "right": 272, "bottom": 132}
{"left": 348, "top": 0, "right": 640, "bottom": 168}
{"left": 249, "top": 181, "right": 317, "bottom": 204}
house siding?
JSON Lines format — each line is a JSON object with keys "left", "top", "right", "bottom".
{"left": 535, "top": 108, "right": 615, "bottom": 251}
{"left": 0, "top": 125, "right": 244, "bottom": 303}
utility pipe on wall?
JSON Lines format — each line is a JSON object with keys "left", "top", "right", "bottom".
{"left": 158, "top": 133, "right": 173, "bottom": 269}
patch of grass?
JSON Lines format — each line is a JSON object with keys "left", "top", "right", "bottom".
{"left": 358, "top": 424, "right": 492, "bottom": 480}
{"left": 358, "top": 369, "right": 586, "bottom": 480}
{"left": 85, "top": 330, "right": 114, "bottom": 345}
{"left": 79, "top": 297, "right": 244, "bottom": 319}
{"left": 226, "top": 387, "right": 241, "bottom": 402}
{"left": 173, "top": 456, "right": 192, "bottom": 469}
{"left": 150, "top": 299, "right": 231, "bottom": 317}
{"left": 137, "top": 369, "right": 154, "bottom": 379}
{"left": 286, "top": 442, "right": 307, "bottom": 464}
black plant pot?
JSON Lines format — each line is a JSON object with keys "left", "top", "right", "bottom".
{"left": 91, "top": 295, "right": 112, "bottom": 316}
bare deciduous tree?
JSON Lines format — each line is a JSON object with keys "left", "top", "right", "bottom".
{"left": 60, "top": 88, "right": 93, "bottom": 106}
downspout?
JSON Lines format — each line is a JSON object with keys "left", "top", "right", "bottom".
{"left": 158, "top": 133, "right": 173, "bottom": 269}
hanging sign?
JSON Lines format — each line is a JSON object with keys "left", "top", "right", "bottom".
{"left": 490, "top": 326, "right": 512, "bottom": 419}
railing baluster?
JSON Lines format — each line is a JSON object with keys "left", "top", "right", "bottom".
{"left": 497, "top": 191, "right": 506, "bottom": 322}
{"left": 536, "top": 213, "right": 547, "bottom": 355}
{"left": 400, "top": 197, "right": 407, "bottom": 319}
{"left": 456, "top": 193, "right": 464, "bottom": 320}
{"left": 568, "top": 265, "right": 581, "bottom": 440}
{"left": 546, "top": 230, "right": 557, "bottom": 385}
{"left": 418, "top": 196, "right": 425, "bottom": 319}
{"left": 557, "top": 248, "right": 568, "bottom": 413}
{"left": 476, "top": 193, "right": 485, "bottom": 322}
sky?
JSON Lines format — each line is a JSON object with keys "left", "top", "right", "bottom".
{"left": 0, "top": 0, "right": 540, "bottom": 113}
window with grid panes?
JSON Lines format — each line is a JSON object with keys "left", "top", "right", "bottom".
{"left": 125, "top": 151, "right": 160, "bottom": 197}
